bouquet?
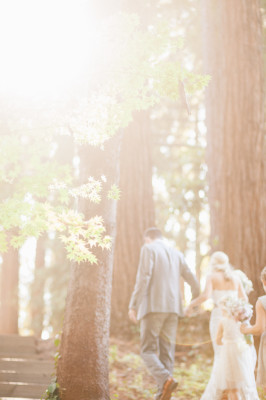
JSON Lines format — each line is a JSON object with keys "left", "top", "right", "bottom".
{"left": 219, "top": 296, "right": 254, "bottom": 345}
{"left": 231, "top": 301, "right": 253, "bottom": 323}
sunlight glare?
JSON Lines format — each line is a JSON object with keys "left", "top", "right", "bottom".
{"left": 0, "top": 0, "right": 98, "bottom": 98}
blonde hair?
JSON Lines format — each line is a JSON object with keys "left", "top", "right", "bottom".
{"left": 210, "top": 251, "right": 233, "bottom": 281}
{"left": 261, "top": 266, "right": 266, "bottom": 282}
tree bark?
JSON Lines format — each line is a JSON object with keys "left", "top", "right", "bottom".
{"left": 30, "top": 237, "right": 46, "bottom": 337}
{"left": 57, "top": 134, "right": 121, "bottom": 400}
{"left": 0, "top": 248, "right": 19, "bottom": 333}
{"left": 202, "top": 0, "right": 265, "bottom": 298}
{"left": 49, "top": 238, "right": 70, "bottom": 335}
{"left": 111, "top": 112, "right": 155, "bottom": 335}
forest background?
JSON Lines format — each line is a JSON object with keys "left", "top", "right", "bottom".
{"left": 0, "top": 0, "right": 265, "bottom": 399}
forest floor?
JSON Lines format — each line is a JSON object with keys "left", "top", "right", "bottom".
{"left": 109, "top": 313, "right": 266, "bottom": 400}
{"left": 109, "top": 337, "right": 212, "bottom": 400}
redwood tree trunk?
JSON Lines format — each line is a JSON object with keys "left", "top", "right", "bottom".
{"left": 202, "top": 0, "right": 265, "bottom": 298}
{"left": 49, "top": 238, "right": 71, "bottom": 335}
{"left": 0, "top": 248, "right": 19, "bottom": 333}
{"left": 111, "top": 112, "right": 155, "bottom": 335}
{"left": 30, "top": 236, "right": 46, "bottom": 337}
{"left": 57, "top": 134, "right": 121, "bottom": 400}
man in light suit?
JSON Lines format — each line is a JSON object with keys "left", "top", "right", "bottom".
{"left": 128, "top": 227, "right": 199, "bottom": 400}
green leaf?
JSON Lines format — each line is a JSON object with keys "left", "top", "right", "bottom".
{"left": 47, "top": 382, "right": 57, "bottom": 394}
{"left": 107, "top": 184, "right": 121, "bottom": 200}
{"left": 54, "top": 335, "right": 60, "bottom": 348}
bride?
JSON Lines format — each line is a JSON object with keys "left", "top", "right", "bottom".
{"left": 185, "top": 251, "right": 248, "bottom": 399}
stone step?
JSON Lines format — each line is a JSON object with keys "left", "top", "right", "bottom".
{"left": 0, "top": 359, "right": 54, "bottom": 374}
{"left": 0, "top": 371, "right": 53, "bottom": 384}
{"left": 0, "top": 382, "right": 48, "bottom": 399}
{"left": 0, "top": 335, "right": 55, "bottom": 398}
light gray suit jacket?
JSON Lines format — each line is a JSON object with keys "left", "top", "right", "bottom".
{"left": 129, "top": 239, "right": 200, "bottom": 320}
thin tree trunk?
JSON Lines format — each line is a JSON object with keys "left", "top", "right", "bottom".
{"left": 30, "top": 236, "right": 46, "bottom": 337}
{"left": 57, "top": 134, "right": 121, "bottom": 400}
{"left": 0, "top": 248, "right": 19, "bottom": 333}
{"left": 111, "top": 112, "right": 155, "bottom": 335}
{"left": 49, "top": 238, "right": 70, "bottom": 335}
{"left": 202, "top": 0, "right": 265, "bottom": 298}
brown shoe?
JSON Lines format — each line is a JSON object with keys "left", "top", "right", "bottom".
{"left": 160, "top": 377, "right": 178, "bottom": 400}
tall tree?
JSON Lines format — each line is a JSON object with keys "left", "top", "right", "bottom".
{"left": 0, "top": 247, "right": 19, "bottom": 333}
{"left": 0, "top": 111, "right": 20, "bottom": 334}
{"left": 57, "top": 134, "right": 122, "bottom": 400}
{"left": 30, "top": 236, "right": 46, "bottom": 337}
{"left": 111, "top": 111, "right": 155, "bottom": 335}
{"left": 110, "top": 0, "right": 157, "bottom": 336}
{"left": 47, "top": 238, "right": 71, "bottom": 336}
{"left": 111, "top": 0, "right": 210, "bottom": 332}
{"left": 202, "top": 0, "right": 265, "bottom": 298}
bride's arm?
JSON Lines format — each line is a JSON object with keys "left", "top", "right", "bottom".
{"left": 185, "top": 275, "right": 212, "bottom": 315}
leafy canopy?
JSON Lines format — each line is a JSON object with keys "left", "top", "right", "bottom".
{"left": 0, "top": 13, "right": 209, "bottom": 263}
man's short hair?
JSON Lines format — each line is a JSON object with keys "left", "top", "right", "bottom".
{"left": 144, "top": 227, "right": 163, "bottom": 240}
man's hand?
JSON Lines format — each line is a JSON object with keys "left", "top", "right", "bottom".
{"left": 128, "top": 309, "right": 137, "bottom": 324}
{"left": 184, "top": 306, "right": 192, "bottom": 317}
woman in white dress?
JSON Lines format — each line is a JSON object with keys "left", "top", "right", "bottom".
{"left": 186, "top": 251, "right": 247, "bottom": 350}
{"left": 216, "top": 297, "right": 259, "bottom": 400}
{"left": 185, "top": 251, "right": 248, "bottom": 399}
{"left": 241, "top": 266, "right": 266, "bottom": 393}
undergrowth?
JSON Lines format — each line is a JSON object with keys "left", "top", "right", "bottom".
{"left": 109, "top": 333, "right": 266, "bottom": 400}
{"left": 109, "top": 341, "right": 212, "bottom": 400}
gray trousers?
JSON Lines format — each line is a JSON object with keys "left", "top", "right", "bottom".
{"left": 140, "top": 312, "right": 178, "bottom": 390}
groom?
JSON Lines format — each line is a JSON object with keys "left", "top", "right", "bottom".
{"left": 128, "top": 227, "right": 199, "bottom": 400}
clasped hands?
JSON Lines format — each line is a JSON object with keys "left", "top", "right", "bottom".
{"left": 128, "top": 304, "right": 201, "bottom": 322}
{"left": 184, "top": 303, "right": 199, "bottom": 317}
{"left": 240, "top": 323, "right": 249, "bottom": 334}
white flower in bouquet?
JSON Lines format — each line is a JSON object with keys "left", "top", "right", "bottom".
{"left": 231, "top": 301, "right": 253, "bottom": 323}
{"left": 218, "top": 295, "right": 253, "bottom": 322}
{"left": 218, "top": 295, "right": 254, "bottom": 345}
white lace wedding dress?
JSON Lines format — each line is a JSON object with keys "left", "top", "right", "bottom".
{"left": 201, "top": 290, "right": 258, "bottom": 400}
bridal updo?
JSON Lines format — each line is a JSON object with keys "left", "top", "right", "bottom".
{"left": 209, "top": 251, "right": 234, "bottom": 281}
